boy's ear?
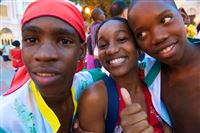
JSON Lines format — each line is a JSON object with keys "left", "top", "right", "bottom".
{"left": 79, "top": 42, "right": 86, "bottom": 60}
{"left": 179, "top": 7, "right": 190, "bottom": 25}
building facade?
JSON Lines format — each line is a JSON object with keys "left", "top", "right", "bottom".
{"left": 0, "top": 0, "right": 81, "bottom": 46}
{"left": 0, "top": 0, "right": 34, "bottom": 45}
{"left": 175, "top": 0, "right": 200, "bottom": 24}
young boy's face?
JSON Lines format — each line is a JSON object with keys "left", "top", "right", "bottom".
{"left": 22, "top": 16, "right": 84, "bottom": 94}
{"left": 128, "top": 1, "right": 188, "bottom": 64}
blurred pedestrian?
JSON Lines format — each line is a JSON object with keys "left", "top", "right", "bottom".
{"left": 89, "top": 8, "right": 106, "bottom": 68}
{"left": 9, "top": 40, "right": 24, "bottom": 72}
{"left": 86, "top": 35, "right": 95, "bottom": 70}
{"left": 1, "top": 43, "right": 11, "bottom": 62}
{"left": 110, "top": 0, "right": 128, "bottom": 19}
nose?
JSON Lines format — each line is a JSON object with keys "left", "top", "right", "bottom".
{"left": 151, "top": 26, "right": 169, "bottom": 46}
{"left": 34, "top": 40, "right": 58, "bottom": 62}
{"left": 106, "top": 41, "right": 119, "bottom": 55}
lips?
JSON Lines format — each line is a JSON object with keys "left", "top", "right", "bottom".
{"left": 154, "top": 39, "right": 178, "bottom": 58}
{"left": 159, "top": 45, "right": 175, "bottom": 55}
{"left": 31, "top": 68, "right": 61, "bottom": 86}
{"left": 36, "top": 72, "right": 56, "bottom": 77}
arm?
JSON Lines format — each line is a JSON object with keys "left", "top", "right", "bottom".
{"left": 77, "top": 81, "right": 107, "bottom": 133}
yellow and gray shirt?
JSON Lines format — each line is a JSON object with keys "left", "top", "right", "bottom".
{"left": 0, "top": 69, "right": 106, "bottom": 133}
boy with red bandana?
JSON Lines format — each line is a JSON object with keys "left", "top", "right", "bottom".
{"left": 0, "top": 1, "right": 106, "bottom": 132}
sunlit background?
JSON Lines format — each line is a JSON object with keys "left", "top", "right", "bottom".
{"left": 0, "top": 0, "right": 200, "bottom": 45}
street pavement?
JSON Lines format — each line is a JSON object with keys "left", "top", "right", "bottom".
{"left": 0, "top": 57, "right": 15, "bottom": 95}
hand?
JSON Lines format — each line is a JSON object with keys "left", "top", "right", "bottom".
{"left": 120, "top": 88, "right": 154, "bottom": 133}
{"left": 72, "top": 119, "right": 94, "bottom": 133}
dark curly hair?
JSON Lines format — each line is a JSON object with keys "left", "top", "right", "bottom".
{"left": 12, "top": 40, "right": 20, "bottom": 47}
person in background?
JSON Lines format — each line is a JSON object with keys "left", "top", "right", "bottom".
{"left": 1, "top": 43, "right": 11, "bottom": 62}
{"left": 9, "top": 40, "right": 24, "bottom": 72}
{"left": 86, "top": 35, "right": 95, "bottom": 70}
{"left": 0, "top": 0, "right": 106, "bottom": 132}
{"left": 90, "top": 8, "right": 106, "bottom": 68}
{"left": 0, "top": 43, "right": 3, "bottom": 56}
{"left": 128, "top": 0, "right": 200, "bottom": 132}
{"left": 110, "top": 0, "right": 128, "bottom": 19}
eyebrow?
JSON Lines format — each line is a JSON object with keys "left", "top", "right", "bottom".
{"left": 97, "top": 29, "right": 128, "bottom": 41}
{"left": 115, "top": 29, "right": 128, "bottom": 34}
{"left": 134, "top": 9, "right": 172, "bottom": 32}
{"left": 22, "top": 25, "right": 77, "bottom": 37}
{"left": 157, "top": 9, "right": 172, "bottom": 19}
{"left": 22, "top": 25, "right": 43, "bottom": 34}
{"left": 51, "top": 27, "right": 77, "bottom": 37}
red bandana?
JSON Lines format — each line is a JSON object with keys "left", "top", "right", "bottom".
{"left": 21, "top": 0, "right": 86, "bottom": 41}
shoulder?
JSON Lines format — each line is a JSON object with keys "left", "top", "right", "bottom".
{"left": 80, "top": 80, "right": 107, "bottom": 105}
{"left": 78, "top": 79, "right": 108, "bottom": 117}
{"left": 77, "top": 80, "right": 108, "bottom": 132}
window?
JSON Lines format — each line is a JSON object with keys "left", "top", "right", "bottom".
{"left": 0, "top": 5, "right": 8, "bottom": 17}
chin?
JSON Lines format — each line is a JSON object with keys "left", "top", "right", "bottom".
{"left": 110, "top": 70, "right": 127, "bottom": 77}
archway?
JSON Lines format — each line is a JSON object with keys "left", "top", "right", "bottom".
{"left": 0, "top": 27, "right": 13, "bottom": 45}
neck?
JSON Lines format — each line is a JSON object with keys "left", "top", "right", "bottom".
{"left": 44, "top": 90, "right": 71, "bottom": 109}
{"left": 113, "top": 68, "right": 142, "bottom": 93}
{"left": 36, "top": 82, "right": 72, "bottom": 108}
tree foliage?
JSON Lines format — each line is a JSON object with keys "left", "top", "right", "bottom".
{"left": 70, "top": 0, "right": 130, "bottom": 22}
{"left": 71, "top": 0, "right": 130, "bottom": 17}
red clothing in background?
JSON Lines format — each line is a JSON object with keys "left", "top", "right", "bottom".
{"left": 10, "top": 49, "right": 24, "bottom": 68}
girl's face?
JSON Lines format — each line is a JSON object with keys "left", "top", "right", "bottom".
{"left": 97, "top": 20, "right": 138, "bottom": 77}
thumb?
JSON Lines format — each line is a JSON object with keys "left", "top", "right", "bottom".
{"left": 120, "top": 88, "right": 132, "bottom": 106}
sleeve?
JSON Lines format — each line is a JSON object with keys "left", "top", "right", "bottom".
{"left": 71, "top": 68, "right": 107, "bottom": 120}
{"left": 142, "top": 56, "right": 172, "bottom": 127}
{"left": 72, "top": 68, "right": 107, "bottom": 102}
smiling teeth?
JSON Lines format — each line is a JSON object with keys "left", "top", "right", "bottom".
{"left": 160, "top": 45, "right": 174, "bottom": 54}
{"left": 110, "top": 58, "right": 125, "bottom": 64}
{"left": 37, "top": 73, "right": 55, "bottom": 77}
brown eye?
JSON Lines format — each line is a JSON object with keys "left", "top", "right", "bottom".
{"left": 58, "top": 38, "right": 73, "bottom": 45}
{"left": 98, "top": 42, "right": 107, "bottom": 50}
{"left": 136, "top": 31, "right": 147, "bottom": 40}
{"left": 162, "top": 16, "right": 172, "bottom": 24}
{"left": 117, "top": 37, "right": 128, "bottom": 43}
{"left": 24, "top": 37, "right": 38, "bottom": 45}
